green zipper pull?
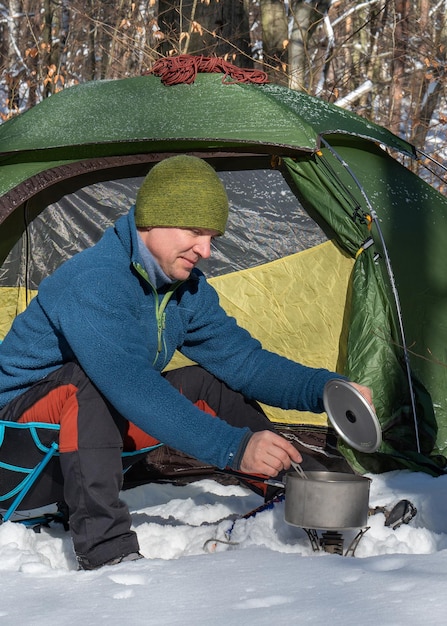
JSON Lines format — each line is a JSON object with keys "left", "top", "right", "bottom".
{"left": 152, "top": 282, "right": 182, "bottom": 366}
{"left": 157, "top": 311, "right": 166, "bottom": 354}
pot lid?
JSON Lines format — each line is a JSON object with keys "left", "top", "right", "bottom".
{"left": 323, "top": 379, "right": 382, "bottom": 453}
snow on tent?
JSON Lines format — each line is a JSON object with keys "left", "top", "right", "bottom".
{"left": 0, "top": 57, "right": 446, "bottom": 479}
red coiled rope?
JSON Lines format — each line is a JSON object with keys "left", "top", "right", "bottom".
{"left": 149, "top": 55, "right": 268, "bottom": 86}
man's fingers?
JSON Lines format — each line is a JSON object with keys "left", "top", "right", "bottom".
{"left": 271, "top": 435, "right": 302, "bottom": 465}
{"left": 240, "top": 431, "right": 302, "bottom": 476}
{"left": 350, "top": 382, "right": 374, "bottom": 409}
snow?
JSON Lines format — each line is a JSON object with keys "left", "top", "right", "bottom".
{"left": 1, "top": 470, "right": 447, "bottom": 625}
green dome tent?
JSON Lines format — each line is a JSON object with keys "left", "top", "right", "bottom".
{"left": 0, "top": 62, "right": 446, "bottom": 476}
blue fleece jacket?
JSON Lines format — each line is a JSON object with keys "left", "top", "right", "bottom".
{"left": 0, "top": 208, "right": 342, "bottom": 469}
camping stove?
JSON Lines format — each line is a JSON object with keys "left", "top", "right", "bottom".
{"left": 283, "top": 470, "right": 372, "bottom": 557}
{"left": 304, "top": 526, "right": 369, "bottom": 557}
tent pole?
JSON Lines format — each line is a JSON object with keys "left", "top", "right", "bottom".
{"left": 318, "top": 137, "right": 421, "bottom": 454}
{"left": 416, "top": 149, "right": 447, "bottom": 188}
{"left": 416, "top": 149, "right": 447, "bottom": 174}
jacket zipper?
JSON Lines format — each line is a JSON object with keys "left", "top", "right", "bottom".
{"left": 133, "top": 262, "right": 183, "bottom": 366}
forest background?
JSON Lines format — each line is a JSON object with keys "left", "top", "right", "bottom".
{"left": 0, "top": 0, "right": 446, "bottom": 188}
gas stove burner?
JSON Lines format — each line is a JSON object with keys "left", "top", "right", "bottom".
{"left": 320, "top": 530, "right": 344, "bottom": 555}
{"left": 304, "top": 526, "right": 370, "bottom": 557}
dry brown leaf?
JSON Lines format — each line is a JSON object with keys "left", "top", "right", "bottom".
{"left": 191, "top": 21, "right": 203, "bottom": 35}
{"left": 25, "top": 47, "right": 39, "bottom": 58}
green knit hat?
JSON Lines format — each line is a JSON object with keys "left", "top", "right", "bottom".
{"left": 135, "top": 155, "right": 229, "bottom": 235}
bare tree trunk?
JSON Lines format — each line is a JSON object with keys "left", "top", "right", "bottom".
{"left": 55, "top": 0, "right": 70, "bottom": 82}
{"left": 388, "top": 0, "right": 410, "bottom": 135}
{"left": 98, "top": 0, "right": 115, "bottom": 78}
{"left": 41, "top": 0, "right": 55, "bottom": 97}
{"left": 105, "top": 0, "right": 124, "bottom": 75}
{"left": 219, "top": 0, "right": 252, "bottom": 66}
{"left": 5, "top": 0, "right": 24, "bottom": 116}
{"left": 6, "top": 0, "right": 22, "bottom": 66}
{"left": 133, "top": 1, "right": 160, "bottom": 73}
{"left": 410, "top": 0, "right": 447, "bottom": 151}
{"left": 288, "top": 0, "right": 331, "bottom": 91}
{"left": 85, "top": 0, "right": 98, "bottom": 81}
{"left": 259, "top": 0, "right": 288, "bottom": 86}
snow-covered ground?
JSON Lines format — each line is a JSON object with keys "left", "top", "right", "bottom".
{"left": 1, "top": 469, "right": 447, "bottom": 625}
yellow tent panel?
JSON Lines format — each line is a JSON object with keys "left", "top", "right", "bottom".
{"left": 168, "top": 240, "right": 355, "bottom": 425}
{"left": 0, "top": 287, "right": 37, "bottom": 340}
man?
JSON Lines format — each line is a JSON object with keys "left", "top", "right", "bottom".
{"left": 0, "top": 155, "right": 372, "bottom": 569}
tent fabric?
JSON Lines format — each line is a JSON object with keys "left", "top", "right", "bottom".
{"left": 284, "top": 147, "right": 443, "bottom": 474}
{"left": 0, "top": 287, "right": 33, "bottom": 340}
{"left": 0, "top": 70, "right": 446, "bottom": 477}
{"left": 0, "top": 74, "right": 415, "bottom": 217}
{"left": 0, "top": 75, "right": 413, "bottom": 159}
{"left": 167, "top": 240, "right": 355, "bottom": 427}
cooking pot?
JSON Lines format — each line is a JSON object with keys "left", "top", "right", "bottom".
{"left": 284, "top": 471, "right": 371, "bottom": 530}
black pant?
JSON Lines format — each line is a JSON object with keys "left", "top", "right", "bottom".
{"left": 0, "top": 363, "right": 271, "bottom": 567}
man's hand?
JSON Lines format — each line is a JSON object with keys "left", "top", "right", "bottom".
{"left": 350, "top": 382, "right": 375, "bottom": 411}
{"left": 240, "top": 430, "right": 302, "bottom": 477}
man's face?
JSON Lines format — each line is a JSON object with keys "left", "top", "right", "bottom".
{"left": 138, "top": 227, "right": 220, "bottom": 281}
